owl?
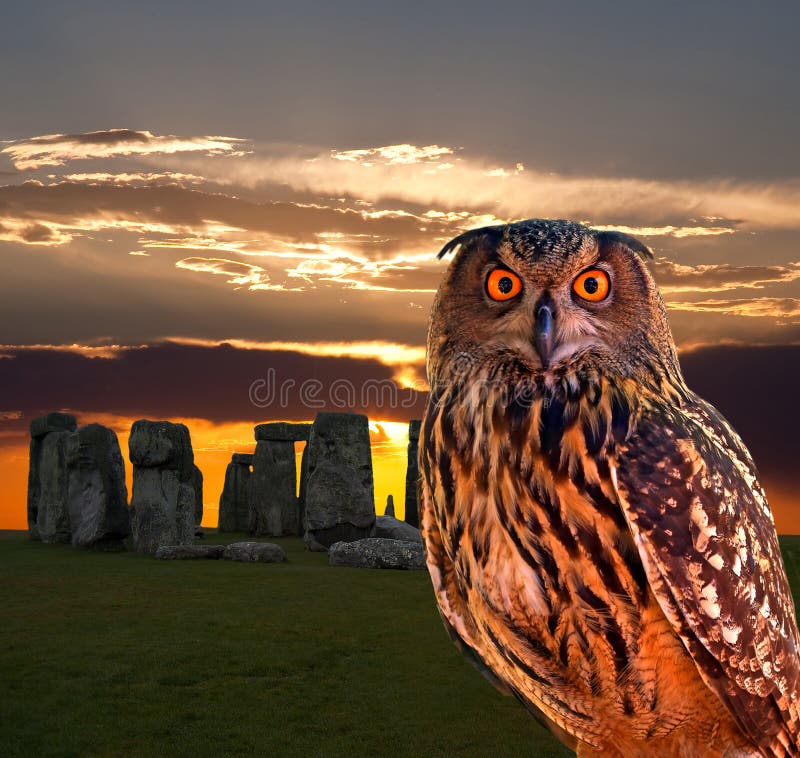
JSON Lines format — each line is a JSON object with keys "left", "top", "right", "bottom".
{"left": 420, "top": 219, "right": 800, "bottom": 756}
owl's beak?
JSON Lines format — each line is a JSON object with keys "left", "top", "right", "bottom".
{"left": 534, "top": 302, "right": 555, "bottom": 367}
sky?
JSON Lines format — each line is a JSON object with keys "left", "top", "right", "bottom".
{"left": 1, "top": 1, "right": 799, "bottom": 530}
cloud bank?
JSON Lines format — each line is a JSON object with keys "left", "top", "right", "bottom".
{"left": 2, "top": 129, "right": 246, "bottom": 170}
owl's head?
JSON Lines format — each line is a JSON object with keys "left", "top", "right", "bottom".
{"left": 427, "top": 219, "right": 680, "bottom": 391}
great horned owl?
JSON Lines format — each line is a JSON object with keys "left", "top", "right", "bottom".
{"left": 420, "top": 219, "right": 800, "bottom": 756}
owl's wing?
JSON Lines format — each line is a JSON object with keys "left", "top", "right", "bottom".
{"left": 611, "top": 392, "right": 800, "bottom": 756}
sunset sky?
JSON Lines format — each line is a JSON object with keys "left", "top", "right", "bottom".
{"left": 1, "top": 2, "right": 799, "bottom": 531}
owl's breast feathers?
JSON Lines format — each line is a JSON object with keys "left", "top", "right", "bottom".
{"left": 421, "top": 364, "right": 800, "bottom": 756}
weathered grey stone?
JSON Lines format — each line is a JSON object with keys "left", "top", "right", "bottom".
{"left": 374, "top": 515, "right": 422, "bottom": 543}
{"left": 192, "top": 465, "right": 203, "bottom": 526}
{"left": 328, "top": 538, "right": 426, "bottom": 570}
{"left": 254, "top": 422, "right": 312, "bottom": 442}
{"left": 404, "top": 419, "right": 422, "bottom": 528}
{"left": 218, "top": 454, "right": 252, "bottom": 532}
{"left": 175, "top": 482, "right": 196, "bottom": 544}
{"left": 303, "top": 412, "right": 376, "bottom": 548}
{"left": 129, "top": 420, "right": 193, "bottom": 470}
{"left": 222, "top": 541, "right": 287, "bottom": 563}
{"left": 129, "top": 469, "right": 178, "bottom": 552}
{"left": 65, "top": 424, "right": 130, "bottom": 549}
{"left": 129, "top": 420, "right": 196, "bottom": 554}
{"left": 35, "top": 430, "right": 73, "bottom": 543}
{"left": 384, "top": 494, "right": 395, "bottom": 517}
{"left": 30, "top": 412, "right": 77, "bottom": 440}
{"left": 250, "top": 439, "right": 298, "bottom": 537}
{"left": 27, "top": 413, "right": 77, "bottom": 540}
{"left": 155, "top": 544, "right": 225, "bottom": 559}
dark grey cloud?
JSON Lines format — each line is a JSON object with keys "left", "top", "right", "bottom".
{"left": 0, "top": 342, "right": 426, "bottom": 432}
{"left": 0, "top": 340, "right": 795, "bottom": 502}
{"left": 28, "top": 129, "right": 152, "bottom": 147}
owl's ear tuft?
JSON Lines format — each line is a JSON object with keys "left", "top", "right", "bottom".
{"left": 437, "top": 225, "right": 504, "bottom": 259}
{"left": 596, "top": 230, "right": 653, "bottom": 260}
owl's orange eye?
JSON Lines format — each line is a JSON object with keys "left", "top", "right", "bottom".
{"left": 573, "top": 269, "right": 610, "bottom": 302}
{"left": 486, "top": 269, "right": 523, "bottom": 301}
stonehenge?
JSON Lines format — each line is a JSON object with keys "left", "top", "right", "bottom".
{"left": 27, "top": 414, "right": 130, "bottom": 549}
{"left": 249, "top": 423, "right": 310, "bottom": 537}
{"left": 128, "top": 420, "right": 197, "bottom": 554}
{"left": 218, "top": 453, "right": 253, "bottom": 532}
{"left": 28, "top": 413, "right": 78, "bottom": 543}
{"left": 303, "top": 412, "right": 375, "bottom": 548}
{"left": 24, "top": 410, "right": 425, "bottom": 563}
{"left": 65, "top": 423, "right": 130, "bottom": 550}
{"left": 404, "top": 420, "right": 421, "bottom": 528}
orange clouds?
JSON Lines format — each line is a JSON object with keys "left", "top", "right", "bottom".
{"left": 668, "top": 297, "right": 800, "bottom": 320}
{"left": 2, "top": 129, "right": 246, "bottom": 171}
{"left": 2, "top": 129, "right": 800, "bottom": 353}
{"left": 591, "top": 224, "right": 736, "bottom": 239}
{"left": 60, "top": 171, "right": 206, "bottom": 185}
{"left": 175, "top": 257, "right": 287, "bottom": 290}
{"left": 331, "top": 143, "right": 455, "bottom": 166}
{"left": 181, "top": 142, "right": 800, "bottom": 231}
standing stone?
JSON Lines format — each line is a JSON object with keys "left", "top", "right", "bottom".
{"left": 28, "top": 413, "right": 77, "bottom": 543}
{"left": 250, "top": 440, "right": 295, "bottom": 536}
{"left": 65, "top": 424, "right": 130, "bottom": 549}
{"left": 404, "top": 420, "right": 421, "bottom": 528}
{"left": 192, "top": 465, "right": 203, "bottom": 526}
{"left": 249, "top": 423, "right": 310, "bottom": 537}
{"left": 128, "top": 420, "right": 196, "bottom": 554}
{"left": 384, "top": 494, "right": 395, "bottom": 517}
{"left": 303, "top": 412, "right": 376, "bottom": 548}
{"left": 218, "top": 453, "right": 252, "bottom": 532}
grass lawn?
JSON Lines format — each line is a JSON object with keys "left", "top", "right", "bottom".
{"left": 2, "top": 533, "right": 800, "bottom": 758}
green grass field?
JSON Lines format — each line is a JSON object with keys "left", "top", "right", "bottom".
{"left": 2, "top": 533, "right": 800, "bottom": 758}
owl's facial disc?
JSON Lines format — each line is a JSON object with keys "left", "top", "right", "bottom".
{"left": 430, "top": 221, "right": 681, "bottom": 391}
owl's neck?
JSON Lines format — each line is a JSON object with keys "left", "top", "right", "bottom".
{"left": 428, "top": 357, "right": 686, "bottom": 475}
